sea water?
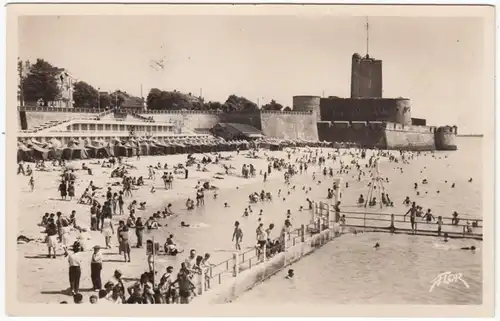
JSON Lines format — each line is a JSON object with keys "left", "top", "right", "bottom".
{"left": 234, "top": 137, "right": 483, "bottom": 305}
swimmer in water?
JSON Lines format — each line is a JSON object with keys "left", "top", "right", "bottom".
{"left": 285, "top": 269, "right": 294, "bottom": 279}
{"left": 180, "top": 221, "right": 190, "bottom": 227}
{"left": 374, "top": 242, "right": 380, "bottom": 248}
{"left": 443, "top": 233, "right": 449, "bottom": 242}
{"left": 460, "top": 245, "right": 476, "bottom": 251}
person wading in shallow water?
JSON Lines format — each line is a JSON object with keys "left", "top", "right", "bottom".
{"left": 404, "top": 202, "right": 418, "bottom": 231}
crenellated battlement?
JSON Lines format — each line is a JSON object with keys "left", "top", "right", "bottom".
{"left": 436, "top": 125, "right": 458, "bottom": 134}
{"left": 18, "top": 106, "right": 313, "bottom": 117}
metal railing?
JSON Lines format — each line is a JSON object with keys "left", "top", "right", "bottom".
{"left": 312, "top": 201, "right": 483, "bottom": 240}
{"left": 200, "top": 224, "right": 317, "bottom": 293}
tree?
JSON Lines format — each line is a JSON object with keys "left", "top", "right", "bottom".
{"left": 99, "top": 92, "right": 113, "bottom": 109}
{"left": 203, "top": 101, "right": 222, "bottom": 111}
{"left": 22, "top": 58, "right": 62, "bottom": 106}
{"left": 222, "top": 95, "right": 258, "bottom": 112}
{"left": 146, "top": 88, "right": 202, "bottom": 110}
{"left": 261, "top": 99, "right": 283, "bottom": 111}
{"left": 283, "top": 106, "right": 292, "bottom": 111}
{"left": 146, "top": 88, "right": 164, "bottom": 110}
{"left": 73, "top": 81, "right": 98, "bottom": 108}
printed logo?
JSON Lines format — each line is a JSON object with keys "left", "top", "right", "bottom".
{"left": 429, "top": 271, "right": 470, "bottom": 292}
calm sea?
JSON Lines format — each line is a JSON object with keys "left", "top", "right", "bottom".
{"left": 235, "top": 137, "right": 483, "bottom": 305}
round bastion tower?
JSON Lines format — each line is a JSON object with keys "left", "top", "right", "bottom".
{"left": 394, "top": 98, "right": 412, "bottom": 125}
{"left": 292, "top": 96, "right": 321, "bottom": 121}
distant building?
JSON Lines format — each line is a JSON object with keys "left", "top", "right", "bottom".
{"left": 23, "top": 67, "right": 75, "bottom": 108}
{"left": 350, "top": 53, "right": 383, "bottom": 98}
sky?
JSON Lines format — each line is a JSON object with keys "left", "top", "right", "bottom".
{"left": 18, "top": 15, "right": 486, "bottom": 134}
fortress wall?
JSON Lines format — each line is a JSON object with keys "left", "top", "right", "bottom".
{"left": 219, "top": 112, "right": 262, "bottom": 130}
{"left": 318, "top": 121, "right": 438, "bottom": 150}
{"left": 320, "top": 97, "right": 412, "bottom": 125}
{"left": 317, "top": 121, "right": 386, "bottom": 148}
{"left": 260, "top": 111, "right": 319, "bottom": 141}
{"left": 384, "top": 124, "right": 436, "bottom": 150}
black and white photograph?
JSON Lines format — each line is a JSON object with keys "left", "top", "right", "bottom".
{"left": 5, "top": 3, "right": 495, "bottom": 317}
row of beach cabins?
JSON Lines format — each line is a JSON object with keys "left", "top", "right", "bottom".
{"left": 17, "top": 136, "right": 332, "bottom": 162}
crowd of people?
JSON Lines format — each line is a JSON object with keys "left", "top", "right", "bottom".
{"left": 18, "top": 143, "right": 480, "bottom": 305}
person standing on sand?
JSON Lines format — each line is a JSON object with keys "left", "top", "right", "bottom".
{"left": 29, "top": 176, "right": 34, "bottom": 192}
{"left": 91, "top": 245, "right": 103, "bottom": 291}
{"left": 119, "top": 225, "right": 131, "bottom": 262}
{"left": 135, "top": 217, "right": 144, "bottom": 248}
{"left": 118, "top": 191, "right": 125, "bottom": 215}
{"left": 101, "top": 214, "right": 114, "bottom": 249}
{"left": 68, "top": 181, "right": 75, "bottom": 201}
{"left": 232, "top": 221, "right": 243, "bottom": 251}
{"left": 117, "top": 220, "right": 125, "bottom": 255}
{"left": 58, "top": 180, "right": 67, "bottom": 200}
{"left": 171, "top": 272, "right": 195, "bottom": 304}
{"left": 44, "top": 218, "right": 58, "bottom": 258}
{"left": 67, "top": 245, "right": 83, "bottom": 295}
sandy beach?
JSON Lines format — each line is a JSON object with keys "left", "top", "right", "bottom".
{"left": 16, "top": 146, "right": 482, "bottom": 303}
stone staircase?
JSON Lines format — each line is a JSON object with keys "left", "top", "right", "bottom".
{"left": 26, "top": 113, "right": 101, "bottom": 133}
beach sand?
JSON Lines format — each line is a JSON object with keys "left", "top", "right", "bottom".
{"left": 15, "top": 147, "right": 481, "bottom": 303}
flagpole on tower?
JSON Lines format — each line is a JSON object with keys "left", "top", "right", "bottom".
{"left": 365, "top": 17, "right": 370, "bottom": 57}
